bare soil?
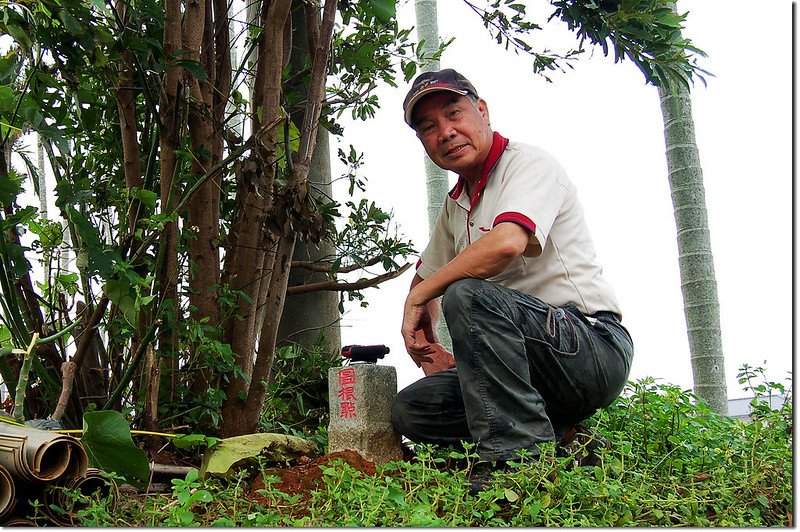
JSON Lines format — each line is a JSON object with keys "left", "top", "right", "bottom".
{"left": 249, "top": 449, "right": 379, "bottom": 505}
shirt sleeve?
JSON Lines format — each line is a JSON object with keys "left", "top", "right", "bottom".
{"left": 489, "top": 147, "right": 569, "bottom": 256}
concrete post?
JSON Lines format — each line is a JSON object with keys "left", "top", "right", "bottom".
{"left": 327, "top": 364, "right": 403, "bottom": 464}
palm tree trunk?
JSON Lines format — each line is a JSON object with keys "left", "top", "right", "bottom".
{"left": 414, "top": 0, "right": 451, "bottom": 350}
{"left": 658, "top": 75, "right": 727, "bottom": 414}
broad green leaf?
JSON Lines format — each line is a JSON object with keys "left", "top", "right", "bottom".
{"left": 0, "top": 168, "right": 23, "bottom": 207}
{"left": 131, "top": 188, "right": 158, "bottom": 210}
{"left": 0, "top": 85, "right": 18, "bottom": 115}
{"left": 402, "top": 61, "right": 416, "bottom": 82}
{"left": 104, "top": 278, "right": 138, "bottom": 325}
{"left": 173, "top": 433, "right": 221, "bottom": 450}
{"left": 81, "top": 411, "right": 150, "bottom": 490}
{"left": 58, "top": 11, "right": 83, "bottom": 35}
{"left": 2, "top": 22, "right": 33, "bottom": 51}
{"left": 540, "top": 492, "right": 551, "bottom": 509}
{"left": 386, "top": 486, "right": 407, "bottom": 506}
{"left": 0, "top": 325, "right": 12, "bottom": 347}
{"left": 0, "top": 52, "right": 20, "bottom": 84}
{"left": 1, "top": 240, "right": 32, "bottom": 279}
{"left": 366, "top": 0, "right": 395, "bottom": 23}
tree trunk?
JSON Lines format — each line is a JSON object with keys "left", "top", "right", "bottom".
{"left": 184, "top": 0, "right": 223, "bottom": 396}
{"left": 278, "top": 127, "right": 341, "bottom": 351}
{"left": 220, "top": 0, "right": 293, "bottom": 437}
{"left": 658, "top": 60, "right": 727, "bottom": 414}
{"left": 114, "top": 0, "right": 152, "bottom": 425}
{"left": 278, "top": 3, "right": 340, "bottom": 354}
{"left": 156, "top": 0, "right": 183, "bottom": 403}
{"left": 220, "top": 0, "right": 337, "bottom": 437}
{"left": 115, "top": 0, "right": 144, "bottom": 235}
{"left": 238, "top": 232, "right": 297, "bottom": 432}
{"left": 414, "top": 0, "right": 451, "bottom": 350}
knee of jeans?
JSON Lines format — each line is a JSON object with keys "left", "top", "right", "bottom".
{"left": 442, "top": 278, "right": 486, "bottom": 319}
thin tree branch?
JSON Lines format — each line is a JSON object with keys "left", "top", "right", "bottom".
{"left": 287, "top": 262, "right": 412, "bottom": 295}
{"left": 291, "top": 255, "right": 382, "bottom": 274}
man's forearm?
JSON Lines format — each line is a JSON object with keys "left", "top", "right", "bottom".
{"left": 410, "top": 222, "right": 530, "bottom": 306}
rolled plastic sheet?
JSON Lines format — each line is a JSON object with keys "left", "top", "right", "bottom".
{"left": 41, "top": 468, "right": 120, "bottom": 526}
{"left": 0, "top": 422, "right": 88, "bottom": 483}
{"left": 0, "top": 464, "right": 16, "bottom": 522}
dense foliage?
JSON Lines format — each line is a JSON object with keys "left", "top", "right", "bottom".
{"left": 0, "top": 0, "right": 419, "bottom": 438}
{"left": 32, "top": 374, "right": 792, "bottom": 527}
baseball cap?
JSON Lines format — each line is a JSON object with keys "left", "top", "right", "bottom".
{"left": 403, "top": 69, "right": 479, "bottom": 126}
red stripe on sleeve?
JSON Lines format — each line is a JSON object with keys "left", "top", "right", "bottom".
{"left": 493, "top": 212, "right": 536, "bottom": 234}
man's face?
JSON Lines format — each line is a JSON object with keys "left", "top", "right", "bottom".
{"left": 412, "top": 92, "right": 493, "bottom": 183}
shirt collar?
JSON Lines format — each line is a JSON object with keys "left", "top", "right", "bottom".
{"left": 448, "top": 131, "right": 509, "bottom": 202}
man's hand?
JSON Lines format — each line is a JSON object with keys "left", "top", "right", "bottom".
{"left": 402, "top": 294, "right": 456, "bottom": 375}
{"left": 407, "top": 330, "right": 456, "bottom": 376}
{"left": 401, "top": 295, "right": 436, "bottom": 363}
{"left": 418, "top": 341, "right": 455, "bottom": 376}
{"left": 401, "top": 273, "right": 448, "bottom": 372}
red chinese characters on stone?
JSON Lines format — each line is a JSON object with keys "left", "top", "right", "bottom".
{"left": 338, "top": 367, "right": 356, "bottom": 386}
{"left": 340, "top": 402, "right": 358, "bottom": 419}
{"left": 338, "top": 386, "right": 356, "bottom": 402}
{"left": 338, "top": 368, "right": 358, "bottom": 418}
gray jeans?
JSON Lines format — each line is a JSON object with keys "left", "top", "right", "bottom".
{"left": 391, "top": 278, "right": 634, "bottom": 461}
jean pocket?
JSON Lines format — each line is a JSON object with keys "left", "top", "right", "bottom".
{"left": 523, "top": 306, "right": 580, "bottom": 358}
{"left": 591, "top": 318, "right": 614, "bottom": 339}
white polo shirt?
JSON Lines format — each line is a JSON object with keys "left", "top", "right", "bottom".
{"left": 417, "top": 132, "right": 622, "bottom": 318}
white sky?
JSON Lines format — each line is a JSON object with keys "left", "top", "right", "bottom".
{"left": 335, "top": 0, "right": 794, "bottom": 400}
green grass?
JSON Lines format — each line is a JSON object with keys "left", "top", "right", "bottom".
{"left": 36, "top": 376, "right": 793, "bottom": 527}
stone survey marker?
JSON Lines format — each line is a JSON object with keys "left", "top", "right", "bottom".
{"left": 327, "top": 364, "right": 403, "bottom": 464}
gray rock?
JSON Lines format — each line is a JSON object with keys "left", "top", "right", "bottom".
{"left": 328, "top": 364, "right": 403, "bottom": 464}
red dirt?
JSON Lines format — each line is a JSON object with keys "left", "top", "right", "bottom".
{"left": 249, "top": 450, "right": 378, "bottom": 505}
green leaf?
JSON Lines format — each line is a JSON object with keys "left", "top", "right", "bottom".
{"left": 58, "top": 11, "right": 83, "bottom": 35}
{"left": 172, "top": 433, "right": 221, "bottom": 450}
{"left": 81, "top": 411, "right": 150, "bottom": 489}
{"left": 386, "top": 486, "right": 407, "bottom": 506}
{"left": 366, "top": 0, "right": 395, "bottom": 23}
{"left": 540, "top": 492, "right": 551, "bottom": 508}
{"left": 0, "top": 169, "right": 24, "bottom": 207}
{"left": 104, "top": 278, "right": 138, "bottom": 325}
{"left": 402, "top": 61, "right": 416, "bottom": 82}
{"left": 131, "top": 188, "right": 158, "bottom": 210}
{"left": 2, "top": 21, "right": 33, "bottom": 51}
{"left": 1, "top": 240, "right": 32, "bottom": 279}
{"left": 176, "top": 59, "right": 208, "bottom": 81}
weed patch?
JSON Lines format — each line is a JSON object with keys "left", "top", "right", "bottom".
{"left": 67, "top": 376, "right": 792, "bottom": 527}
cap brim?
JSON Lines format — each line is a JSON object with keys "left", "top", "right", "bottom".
{"left": 404, "top": 87, "right": 469, "bottom": 126}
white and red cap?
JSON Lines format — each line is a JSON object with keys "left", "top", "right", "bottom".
{"left": 403, "top": 68, "right": 479, "bottom": 126}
